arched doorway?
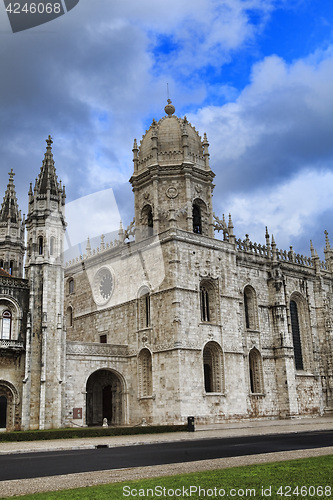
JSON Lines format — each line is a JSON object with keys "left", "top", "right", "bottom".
{"left": 0, "top": 381, "right": 19, "bottom": 431}
{"left": 86, "top": 369, "right": 124, "bottom": 426}
{"left": 0, "top": 396, "right": 7, "bottom": 429}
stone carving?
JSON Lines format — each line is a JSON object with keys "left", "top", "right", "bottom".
{"left": 67, "top": 342, "right": 128, "bottom": 357}
{"left": 124, "top": 218, "right": 135, "bottom": 241}
{"left": 0, "top": 340, "right": 24, "bottom": 350}
{"left": 166, "top": 186, "right": 178, "bottom": 199}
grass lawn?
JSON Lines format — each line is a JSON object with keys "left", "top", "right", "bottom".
{"left": 8, "top": 455, "right": 333, "bottom": 500}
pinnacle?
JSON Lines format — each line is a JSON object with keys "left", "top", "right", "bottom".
{"left": 0, "top": 169, "right": 20, "bottom": 224}
{"left": 35, "top": 136, "right": 60, "bottom": 196}
{"left": 324, "top": 230, "right": 331, "bottom": 250}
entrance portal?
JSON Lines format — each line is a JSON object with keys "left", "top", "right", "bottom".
{"left": 86, "top": 370, "right": 124, "bottom": 426}
{"left": 0, "top": 396, "right": 7, "bottom": 429}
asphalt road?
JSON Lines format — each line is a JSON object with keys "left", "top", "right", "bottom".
{"left": 1, "top": 430, "right": 332, "bottom": 481}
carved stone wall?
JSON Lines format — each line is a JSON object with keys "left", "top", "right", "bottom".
{"left": 63, "top": 227, "right": 332, "bottom": 425}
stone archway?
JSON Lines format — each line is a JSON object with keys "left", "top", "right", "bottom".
{"left": 86, "top": 369, "right": 124, "bottom": 426}
{"left": 0, "top": 381, "right": 20, "bottom": 431}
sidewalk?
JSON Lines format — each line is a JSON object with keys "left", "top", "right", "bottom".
{"left": 1, "top": 414, "right": 333, "bottom": 455}
{"left": 0, "top": 415, "right": 333, "bottom": 498}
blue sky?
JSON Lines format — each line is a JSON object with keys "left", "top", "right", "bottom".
{"left": 0, "top": 0, "right": 333, "bottom": 258}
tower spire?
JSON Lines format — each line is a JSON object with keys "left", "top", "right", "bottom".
{"left": 0, "top": 169, "right": 25, "bottom": 276}
{"left": 34, "top": 135, "right": 64, "bottom": 204}
{"left": 0, "top": 169, "right": 20, "bottom": 224}
{"left": 23, "top": 136, "right": 67, "bottom": 430}
{"left": 26, "top": 136, "right": 66, "bottom": 264}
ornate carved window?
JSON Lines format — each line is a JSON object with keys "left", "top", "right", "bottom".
{"left": 249, "top": 348, "right": 264, "bottom": 394}
{"left": 147, "top": 210, "right": 153, "bottom": 236}
{"left": 290, "top": 300, "right": 304, "bottom": 370}
{"left": 1, "top": 310, "right": 12, "bottom": 340}
{"left": 203, "top": 342, "right": 224, "bottom": 393}
{"left": 141, "top": 205, "right": 153, "bottom": 237}
{"left": 200, "top": 280, "right": 218, "bottom": 323}
{"left": 192, "top": 198, "right": 208, "bottom": 235}
{"left": 138, "top": 348, "right": 152, "bottom": 397}
{"left": 201, "top": 286, "right": 210, "bottom": 322}
{"left": 66, "top": 306, "right": 73, "bottom": 328}
{"left": 193, "top": 204, "right": 202, "bottom": 234}
{"left": 138, "top": 287, "right": 151, "bottom": 330}
{"left": 68, "top": 278, "right": 74, "bottom": 295}
{"left": 38, "top": 236, "right": 44, "bottom": 255}
{"left": 244, "top": 285, "right": 258, "bottom": 330}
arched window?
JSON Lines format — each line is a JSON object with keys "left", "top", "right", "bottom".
{"left": 147, "top": 209, "right": 153, "bottom": 236}
{"left": 0, "top": 260, "right": 3, "bottom": 269}
{"left": 9, "top": 261, "right": 14, "bottom": 275}
{"left": 200, "top": 280, "right": 218, "bottom": 323}
{"left": 290, "top": 300, "right": 304, "bottom": 370}
{"left": 244, "top": 286, "right": 258, "bottom": 330}
{"left": 138, "top": 349, "right": 152, "bottom": 397}
{"left": 141, "top": 205, "right": 154, "bottom": 237}
{"left": 203, "top": 342, "right": 224, "bottom": 393}
{"left": 201, "top": 285, "right": 210, "bottom": 322}
{"left": 138, "top": 288, "right": 151, "bottom": 329}
{"left": 66, "top": 306, "right": 73, "bottom": 328}
{"left": 68, "top": 278, "right": 74, "bottom": 295}
{"left": 38, "top": 236, "right": 44, "bottom": 255}
{"left": 249, "top": 348, "right": 264, "bottom": 394}
{"left": 193, "top": 204, "right": 202, "bottom": 234}
{"left": 1, "top": 310, "right": 12, "bottom": 340}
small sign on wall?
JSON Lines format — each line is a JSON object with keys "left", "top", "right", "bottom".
{"left": 73, "top": 408, "right": 82, "bottom": 419}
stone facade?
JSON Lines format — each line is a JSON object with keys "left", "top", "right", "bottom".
{"left": 0, "top": 270, "right": 29, "bottom": 430}
{"left": 0, "top": 102, "right": 332, "bottom": 430}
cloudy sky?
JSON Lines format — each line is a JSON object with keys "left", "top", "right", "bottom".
{"left": 0, "top": 0, "right": 333, "bottom": 257}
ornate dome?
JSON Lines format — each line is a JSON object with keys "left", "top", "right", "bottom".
{"left": 136, "top": 101, "right": 208, "bottom": 170}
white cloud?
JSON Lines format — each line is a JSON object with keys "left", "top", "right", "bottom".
{"left": 189, "top": 47, "right": 333, "bottom": 186}
{"left": 0, "top": 0, "right": 287, "bottom": 203}
{"left": 187, "top": 47, "right": 333, "bottom": 253}
{"left": 1, "top": 0, "right": 331, "bottom": 258}
{"left": 140, "top": 0, "right": 276, "bottom": 73}
{"left": 65, "top": 188, "right": 121, "bottom": 250}
{"left": 225, "top": 169, "right": 333, "bottom": 251}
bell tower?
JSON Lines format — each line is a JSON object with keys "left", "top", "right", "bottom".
{"left": 22, "top": 136, "right": 66, "bottom": 430}
{"left": 130, "top": 101, "right": 215, "bottom": 241}
{"left": 0, "top": 169, "right": 25, "bottom": 277}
